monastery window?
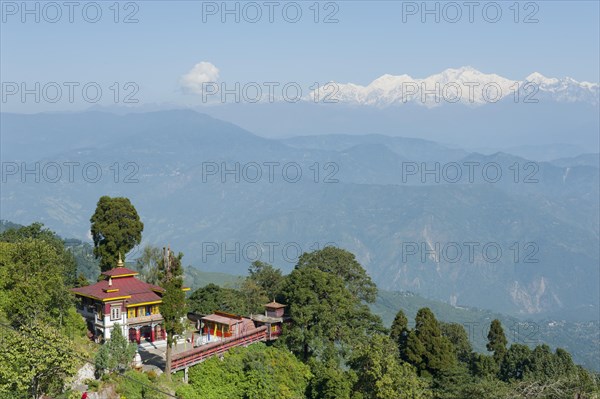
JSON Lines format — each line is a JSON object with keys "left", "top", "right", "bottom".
{"left": 110, "top": 305, "right": 121, "bottom": 321}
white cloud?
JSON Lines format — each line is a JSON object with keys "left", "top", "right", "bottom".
{"left": 180, "top": 62, "right": 220, "bottom": 94}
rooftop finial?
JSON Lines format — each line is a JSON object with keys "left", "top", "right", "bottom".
{"left": 117, "top": 253, "right": 124, "bottom": 267}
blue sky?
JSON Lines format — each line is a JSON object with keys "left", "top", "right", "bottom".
{"left": 1, "top": 1, "right": 599, "bottom": 111}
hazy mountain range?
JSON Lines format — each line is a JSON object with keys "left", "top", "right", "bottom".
{"left": 1, "top": 110, "right": 598, "bottom": 321}
{"left": 84, "top": 67, "right": 599, "bottom": 152}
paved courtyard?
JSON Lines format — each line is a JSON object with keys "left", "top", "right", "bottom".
{"left": 137, "top": 331, "right": 196, "bottom": 372}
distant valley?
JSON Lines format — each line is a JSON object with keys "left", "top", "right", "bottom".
{"left": 1, "top": 110, "right": 598, "bottom": 321}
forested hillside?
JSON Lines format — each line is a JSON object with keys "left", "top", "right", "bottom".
{"left": 3, "top": 218, "right": 598, "bottom": 373}
{"left": 1, "top": 220, "right": 598, "bottom": 398}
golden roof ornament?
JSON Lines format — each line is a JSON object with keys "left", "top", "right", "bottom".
{"left": 117, "top": 253, "right": 124, "bottom": 268}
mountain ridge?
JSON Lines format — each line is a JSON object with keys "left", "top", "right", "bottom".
{"left": 309, "top": 66, "right": 600, "bottom": 107}
{"left": 1, "top": 110, "right": 597, "bottom": 320}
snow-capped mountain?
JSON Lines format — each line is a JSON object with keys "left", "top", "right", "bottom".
{"left": 308, "top": 66, "right": 599, "bottom": 107}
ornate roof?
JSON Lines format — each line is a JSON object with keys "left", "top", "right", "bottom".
{"left": 264, "top": 301, "right": 286, "bottom": 309}
{"left": 101, "top": 267, "right": 140, "bottom": 278}
{"left": 71, "top": 275, "right": 164, "bottom": 303}
{"left": 71, "top": 254, "right": 188, "bottom": 303}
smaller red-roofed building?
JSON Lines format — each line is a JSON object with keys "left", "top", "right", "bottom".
{"left": 193, "top": 302, "right": 288, "bottom": 346}
{"left": 70, "top": 255, "right": 189, "bottom": 343}
{"left": 251, "top": 301, "right": 288, "bottom": 340}
{"left": 200, "top": 311, "right": 255, "bottom": 342}
{"left": 264, "top": 301, "right": 286, "bottom": 317}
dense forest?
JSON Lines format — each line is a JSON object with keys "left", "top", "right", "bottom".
{"left": 0, "top": 216, "right": 598, "bottom": 399}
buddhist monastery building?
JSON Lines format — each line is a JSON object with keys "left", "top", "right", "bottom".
{"left": 70, "top": 255, "right": 189, "bottom": 343}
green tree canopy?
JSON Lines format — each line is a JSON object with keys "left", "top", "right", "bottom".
{"left": 188, "top": 283, "right": 246, "bottom": 315}
{"left": 390, "top": 309, "right": 410, "bottom": 361}
{"left": 440, "top": 322, "right": 473, "bottom": 364}
{"left": 0, "top": 222, "right": 77, "bottom": 287}
{"left": 247, "top": 260, "right": 284, "bottom": 301}
{"left": 0, "top": 320, "right": 78, "bottom": 398}
{"left": 499, "top": 343, "right": 532, "bottom": 381}
{"left": 94, "top": 323, "right": 137, "bottom": 375}
{"left": 282, "top": 265, "right": 357, "bottom": 361}
{"left": 295, "top": 247, "right": 377, "bottom": 303}
{"left": 0, "top": 239, "right": 73, "bottom": 328}
{"left": 487, "top": 319, "right": 508, "bottom": 363}
{"left": 350, "top": 334, "right": 431, "bottom": 399}
{"left": 158, "top": 247, "right": 186, "bottom": 376}
{"left": 307, "top": 359, "right": 354, "bottom": 399}
{"left": 0, "top": 236, "right": 87, "bottom": 399}
{"left": 405, "top": 308, "right": 456, "bottom": 378}
{"left": 471, "top": 353, "right": 499, "bottom": 378}
{"left": 90, "top": 196, "right": 143, "bottom": 272}
{"left": 177, "top": 343, "right": 311, "bottom": 399}
{"left": 456, "top": 377, "right": 512, "bottom": 399}
{"left": 281, "top": 260, "right": 383, "bottom": 362}
{"left": 430, "top": 363, "right": 474, "bottom": 399}
{"left": 239, "top": 278, "right": 270, "bottom": 315}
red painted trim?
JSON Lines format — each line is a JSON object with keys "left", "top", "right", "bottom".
{"left": 171, "top": 326, "right": 268, "bottom": 372}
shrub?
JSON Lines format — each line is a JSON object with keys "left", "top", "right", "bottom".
{"left": 146, "top": 370, "right": 158, "bottom": 382}
{"left": 84, "top": 378, "right": 100, "bottom": 391}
